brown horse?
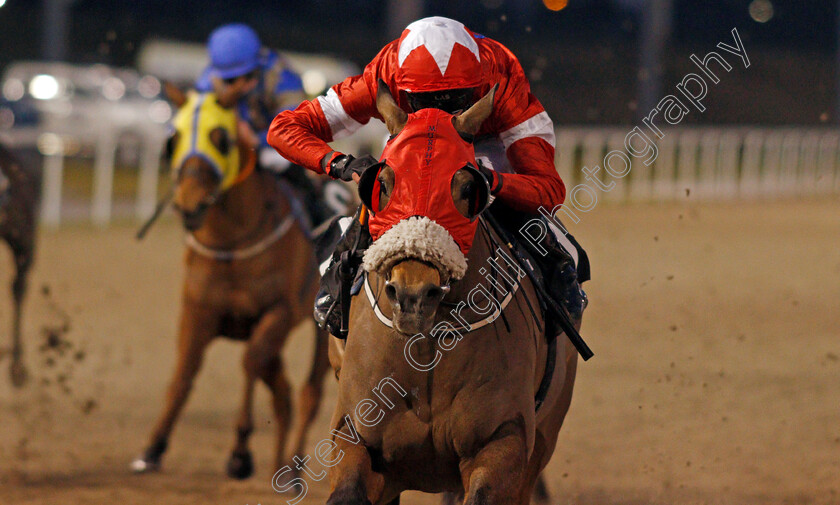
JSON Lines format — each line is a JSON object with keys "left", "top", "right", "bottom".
{"left": 131, "top": 88, "right": 331, "bottom": 479}
{"left": 321, "top": 85, "right": 579, "bottom": 505}
{"left": 0, "top": 143, "right": 40, "bottom": 388}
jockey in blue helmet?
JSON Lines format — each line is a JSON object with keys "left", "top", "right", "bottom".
{"left": 196, "top": 23, "right": 343, "bottom": 227}
{"left": 196, "top": 23, "right": 304, "bottom": 151}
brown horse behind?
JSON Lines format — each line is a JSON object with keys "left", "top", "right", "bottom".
{"left": 0, "top": 143, "right": 40, "bottom": 388}
{"left": 322, "top": 84, "right": 580, "bottom": 505}
{"left": 131, "top": 89, "right": 330, "bottom": 479}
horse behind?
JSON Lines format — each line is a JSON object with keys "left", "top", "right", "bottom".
{"left": 0, "top": 143, "right": 40, "bottom": 388}
{"left": 131, "top": 89, "right": 331, "bottom": 479}
{"left": 321, "top": 83, "right": 580, "bottom": 505}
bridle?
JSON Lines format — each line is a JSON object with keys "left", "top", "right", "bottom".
{"left": 171, "top": 147, "right": 256, "bottom": 222}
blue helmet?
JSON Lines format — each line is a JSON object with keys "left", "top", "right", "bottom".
{"left": 206, "top": 23, "right": 262, "bottom": 80}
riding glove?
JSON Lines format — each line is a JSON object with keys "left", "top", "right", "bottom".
{"left": 327, "top": 154, "right": 380, "bottom": 182}
{"left": 477, "top": 161, "right": 503, "bottom": 194}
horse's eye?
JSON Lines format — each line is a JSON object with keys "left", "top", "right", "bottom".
{"left": 450, "top": 166, "right": 488, "bottom": 221}
{"left": 378, "top": 174, "right": 390, "bottom": 195}
{"left": 209, "top": 127, "right": 229, "bottom": 156}
{"left": 376, "top": 166, "right": 395, "bottom": 212}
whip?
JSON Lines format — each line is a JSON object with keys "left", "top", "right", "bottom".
{"left": 135, "top": 186, "right": 175, "bottom": 240}
{"left": 483, "top": 212, "right": 594, "bottom": 360}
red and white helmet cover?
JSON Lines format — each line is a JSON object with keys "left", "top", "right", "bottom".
{"left": 396, "top": 17, "right": 483, "bottom": 93}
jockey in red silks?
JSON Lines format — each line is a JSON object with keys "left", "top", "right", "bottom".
{"left": 267, "top": 16, "right": 588, "bottom": 337}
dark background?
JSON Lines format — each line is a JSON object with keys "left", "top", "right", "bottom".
{"left": 0, "top": 0, "right": 835, "bottom": 124}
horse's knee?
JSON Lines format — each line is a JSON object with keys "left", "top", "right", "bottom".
{"left": 462, "top": 420, "right": 528, "bottom": 505}
{"left": 464, "top": 471, "right": 518, "bottom": 505}
{"left": 244, "top": 346, "right": 280, "bottom": 381}
{"left": 326, "top": 481, "right": 371, "bottom": 505}
{"left": 464, "top": 476, "right": 490, "bottom": 505}
{"left": 11, "top": 272, "right": 28, "bottom": 300}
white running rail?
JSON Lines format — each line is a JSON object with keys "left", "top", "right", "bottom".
{"left": 3, "top": 125, "right": 838, "bottom": 228}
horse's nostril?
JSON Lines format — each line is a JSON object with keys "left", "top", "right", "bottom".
{"left": 425, "top": 286, "right": 443, "bottom": 300}
{"left": 385, "top": 283, "right": 397, "bottom": 302}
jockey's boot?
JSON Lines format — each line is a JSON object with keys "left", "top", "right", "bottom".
{"left": 313, "top": 209, "right": 371, "bottom": 337}
{"left": 491, "top": 205, "right": 589, "bottom": 328}
{"left": 513, "top": 219, "right": 588, "bottom": 329}
{"left": 533, "top": 222, "right": 588, "bottom": 327}
{"left": 542, "top": 243, "right": 588, "bottom": 325}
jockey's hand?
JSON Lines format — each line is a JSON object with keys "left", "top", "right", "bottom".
{"left": 477, "top": 162, "right": 503, "bottom": 194}
{"left": 329, "top": 154, "right": 379, "bottom": 183}
{"left": 237, "top": 120, "right": 259, "bottom": 151}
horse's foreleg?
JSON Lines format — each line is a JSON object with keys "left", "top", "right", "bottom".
{"left": 286, "top": 325, "right": 331, "bottom": 461}
{"left": 460, "top": 419, "right": 528, "bottom": 505}
{"left": 520, "top": 437, "right": 550, "bottom": 505}
{"left": 328, "top": 334, "right": 345, "bottom": 379}
{"left": 531, "top": 475, "right": 549, "bottom": 505}
{"left": 440, "top": 492, "right": 463, "bottom": 505}
{"left": 9, "top": 252, "right": 31, "bottom": 388}
{"left": 326, "top": 418, "right": 386, "bottom": 505}
{"left": 243, "top": 305, "right": 293, "bottom": 476}
{"left": 227, "top": 365, "right": 257, "bottom": 479}
{"left": 131, "top": 303, "right": 216, "bottom": 473}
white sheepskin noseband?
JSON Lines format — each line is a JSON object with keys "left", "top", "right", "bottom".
{"left": 363, "top": 216, "right": 468, "bottom": 280}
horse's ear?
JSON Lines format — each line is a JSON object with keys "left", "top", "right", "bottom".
{"left": 376, "top": 78, "right": 407, "bottom": 135}
{"left": 453, "top": 83, "right": 498, "bottom": 137}
{"left": 163, "top": 81, "right": 187, "bottom": 108}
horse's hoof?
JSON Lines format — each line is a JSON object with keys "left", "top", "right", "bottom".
{"left": 226, "top": 449, "right": 254, "bottom": 480}
{"left": 130, "top": 455, "right": 161, "bottom": 473}
{"left": 10, "top": 362, "right": 28, "bottom": 388}
{"left": 131, "top": 440, "right": 167, "bottom": 474}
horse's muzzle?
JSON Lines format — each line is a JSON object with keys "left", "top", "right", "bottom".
{"left": 385, "top": 281, "right": 446, "bottom": 335}
{"left": 175, "top": 202, "right": 210, "bottom": 231}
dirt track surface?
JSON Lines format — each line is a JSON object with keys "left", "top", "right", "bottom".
{"left": 1, "top": 199, "right": 838, "bottom": 505}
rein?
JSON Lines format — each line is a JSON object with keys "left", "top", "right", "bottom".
{"left": 182, "top": 148, "right": 257, "bottom": 209}
{"left": 231, "top": 149, "right": 257, "bottom": 186}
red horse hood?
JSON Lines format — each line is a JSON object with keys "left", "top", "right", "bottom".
{"left": 364, "top": 108, "right": 481, "bottom": 280}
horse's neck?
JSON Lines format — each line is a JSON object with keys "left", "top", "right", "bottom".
{"left": 194, "top": 171, "right": 282, "bottom": 246}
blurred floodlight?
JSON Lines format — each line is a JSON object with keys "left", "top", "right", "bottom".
{"left": 0, "top": 0, "right": 7, "bottom": 8}
{"left": 30, "top": 74, "right": 60, "bottom": 100}
{"left": 138, "top": 75, "right": 161, "bottom": 98}
{"left": 102, "top": 77, "right": 126, "bottom": 101}
{"left": 149, "top": 99, "right": 172, "bottom": 123}
{"left": 748, "top": 0, "right": 773, "bottom": 23}
{"left": 37, "top": 133, "right": 64, "bottom": 156}
{"left": 3, "top": 78, "right": 25, "bottom": 101}
{"left": 542, "top": 0, "right": 568, "bottom": 11}
{"left": 302, "top": 70, "right": 328, "bottom": 96}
